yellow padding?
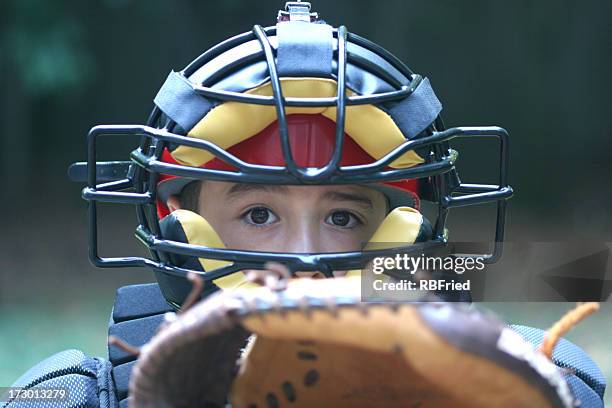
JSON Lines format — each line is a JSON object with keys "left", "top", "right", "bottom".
{"left": 172, "top": 209, "right": 255, "bottom": 291}
{"left": 346, "top": 206, "right": 423, "bottom": 278}
{"left": 367, "top": 206, "right": 423, "bottom": 246}
{"left": 172, "top": 78, "right": 424, "bottom": 169}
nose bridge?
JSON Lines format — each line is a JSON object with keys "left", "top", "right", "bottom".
{"left": 284, "top": 213, "right": 321, "bottom": 254}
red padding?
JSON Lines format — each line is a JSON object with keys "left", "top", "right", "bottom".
{"left": 156, "top": 114, "right": 419, "bottom": 218}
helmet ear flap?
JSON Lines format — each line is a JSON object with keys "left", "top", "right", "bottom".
{"left": 157, "top": 210, "right": 250, "bottom": 307}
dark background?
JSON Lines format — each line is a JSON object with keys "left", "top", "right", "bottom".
{"left": 0, "top": 0, "right": 610, "bottom": 400}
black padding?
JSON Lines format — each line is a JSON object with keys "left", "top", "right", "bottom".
{"left": 157, "top": 213, "right": 221, "bottom": 307}
{"left": 112, "top": 284, "right": 172, "bottom": 324}
{"left": 112, "top": 360, "right": 135, "bottom": 401}
{"left": 388, "top": 77, "right": 442, "bottom": 139}
{"left": 97, "top": 357, "right": 118, "bottom": 408}
{"left": 159, "top": 212, "right": 202, "bottom": 270}
{"left": 277, "top": 21, "right": 333, "bottom": 77}
{"left": 108, "top": 314, "right": 165, "bottom": 366}
{"left": 157, "top": 213, "right": 204, "bottom": 307}
{"left": 154, "top": 33, "right": 440, "bottom": 143}
{"left": 3, "top": 350, "right": 113, "bottom": 408}
{"left": 414, "top": 215, "right": 434, "bottom": 243}
{"left": 107, "top": 284, "right": 251, "bottom": 408}
{"left": 22, "top": 374, "right": 100, "bottom": 408}
{"left": 188, "top": 32, "right": 410, "bottom": 95}
{"left": 108, "top": 283, "right": 176, "bottom": 406}
{"left": 154, "top": 71, "right": 215, "bottom": 132}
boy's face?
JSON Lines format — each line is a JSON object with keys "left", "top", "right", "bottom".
{"left": 168, "top": 181, "right": 387, "bottom": 275}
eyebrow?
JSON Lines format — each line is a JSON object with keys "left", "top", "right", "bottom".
{"left": 322, "top": 191, "right": 373, "bottom": 210}
{"left": 226, "top": 184, "right": 288, "bottom": 198}
{"left": 225, "top": 184, "right": 374, "bottom": 210}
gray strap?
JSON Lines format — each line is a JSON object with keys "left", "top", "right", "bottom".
{"left": 277, "top": 21, "right": 333, "bottom": 77}
{"left": 388, "top": 77, "right": 442, "bottom": 139}
{"left": 153, "top": 71, "right": 215, "bottom": 132}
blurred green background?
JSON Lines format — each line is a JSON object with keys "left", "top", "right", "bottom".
{"left": 0, "top": 0, "right": 610, "bottom": 404}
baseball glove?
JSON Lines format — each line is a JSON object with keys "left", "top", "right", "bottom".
{"left": 126, "top": 276, "right": 579, "bottom": 408}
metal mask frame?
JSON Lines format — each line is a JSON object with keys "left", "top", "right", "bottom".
{"left": 71, "top": 22, "right": 513, "bottom": 281}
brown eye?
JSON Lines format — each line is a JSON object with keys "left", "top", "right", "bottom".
{"left": 249, "top": 207, "right": 270, "bottom": 224}
{"left": 331, "top": 211, "right": 350, "bottom": 226}
{"left": 326, "top": 210, "right": 359, "bottom": 228}
{"left": 245, "top": 206, "right": 277, "bottom": 226}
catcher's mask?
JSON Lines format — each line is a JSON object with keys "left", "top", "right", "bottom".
{"left": 69, "top": 2, "right": 513, "bottom": 308}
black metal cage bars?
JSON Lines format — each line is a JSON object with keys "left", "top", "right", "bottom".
{"left": 75, "top": 23, "right": 513, "bottom": 280}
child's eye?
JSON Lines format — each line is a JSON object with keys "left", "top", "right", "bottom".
{"left": 244, "top": 206, "right": 278, "bottom": 226}
{"left": 326, "top": 210, "right": 360, "bottom": 228}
